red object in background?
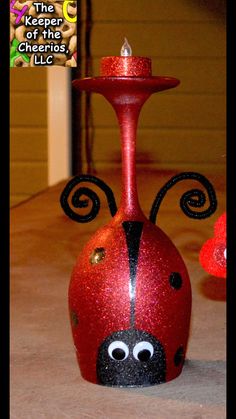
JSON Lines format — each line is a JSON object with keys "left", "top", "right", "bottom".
{"left": 199, "top": 213, "right": 226, "bottom": 278}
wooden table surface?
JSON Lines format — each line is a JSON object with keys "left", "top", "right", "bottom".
{"left": 10, "top": 168, "right": 226, "bottom": 419}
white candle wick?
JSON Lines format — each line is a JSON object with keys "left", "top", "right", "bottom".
{"left": 120, "top": 38, "right": 132, "bottom": 57}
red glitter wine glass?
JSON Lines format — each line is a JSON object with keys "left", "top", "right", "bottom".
{"left": 60, "top": 44, "right": 217, "bottom": 387}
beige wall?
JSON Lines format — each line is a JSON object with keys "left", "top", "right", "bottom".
{"left": 80, "top": 0, "right": 226, "bottom": 174}
{"left": 10, "top": 69, "right": 48, "bottom": 207}
{"left": 10, "top": 68, "right": 71, "bottom": 207}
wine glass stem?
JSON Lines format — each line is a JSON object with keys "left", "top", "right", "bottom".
{"left": 116, "top": 106, "right": 142, "bottom": 217}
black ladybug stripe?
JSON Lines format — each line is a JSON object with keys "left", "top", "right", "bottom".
{"left": 122, "top": 221, "right": 143, "bottom": 328}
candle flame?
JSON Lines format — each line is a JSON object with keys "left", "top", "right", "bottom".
{"left": 120, "top": 38, "right": 132, "bottom": 57}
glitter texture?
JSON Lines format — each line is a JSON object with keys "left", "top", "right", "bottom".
{"left": 68, "top": 68, "right": 191, "bottom": 387}
{"left": 69, "top": 217, "right": 191, "bottom": 385}
{"left": 97, "top": 329, "right": 166, "bottom": 387}
{"left": 100, "top": 56, "right": 152, "bottom": 77}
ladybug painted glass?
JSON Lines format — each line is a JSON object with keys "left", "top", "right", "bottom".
{"left": 61, "top": 75, "right": 217, "bottom": 387}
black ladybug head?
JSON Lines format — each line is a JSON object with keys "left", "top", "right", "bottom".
{"left": 97, "top": 329, "right": 166, "bottom": 387}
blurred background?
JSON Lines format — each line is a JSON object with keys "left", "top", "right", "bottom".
{"left": 10, "top": 0, "right": 226, "bottom": 207}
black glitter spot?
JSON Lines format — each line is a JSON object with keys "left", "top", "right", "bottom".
{"left": 97, "top": 329, "right": 166, "bottom": 387}
{"left": 174, "top": 346, "right": 184, "bottom": 366}
{"left": 169, "top": 272, "right": 183, "bottom": 290}
{"left": 112, "top": 348, "right": 126, "bottom": 361}
{"left": 137, "top": 349, "right": 152, "bottom": 362}
{"left": 70, "top": 310, "right": 79, "bottom": 327}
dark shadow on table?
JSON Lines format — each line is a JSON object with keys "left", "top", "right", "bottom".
{"left": 119, "top": 359, "right": 226, "bottom": 407}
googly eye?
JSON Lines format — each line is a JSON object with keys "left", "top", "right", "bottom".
{"left": 133, "top": 341, "right": 154, "bottom": 362}
{"left": 108, "top": 341, "right": 129, "bottom": 361}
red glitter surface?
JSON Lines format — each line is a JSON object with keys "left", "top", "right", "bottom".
{"left": 69, "top": 72, "right": 189, "bottom": 386}
{"left": 69, "top": 217, "right": 191, "bottom": 384}
{"left": 135, "top": 221, "right": 191, "bottom": 383}
{"left": 69, "top": 221, "right": 132, "bottom": 384}
{"left": 100, "top": 56, "right": 152, "bottom": 77}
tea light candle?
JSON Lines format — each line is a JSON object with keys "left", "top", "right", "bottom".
{"left": 100, "top": 38, "right": 152, "bottom": 77}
